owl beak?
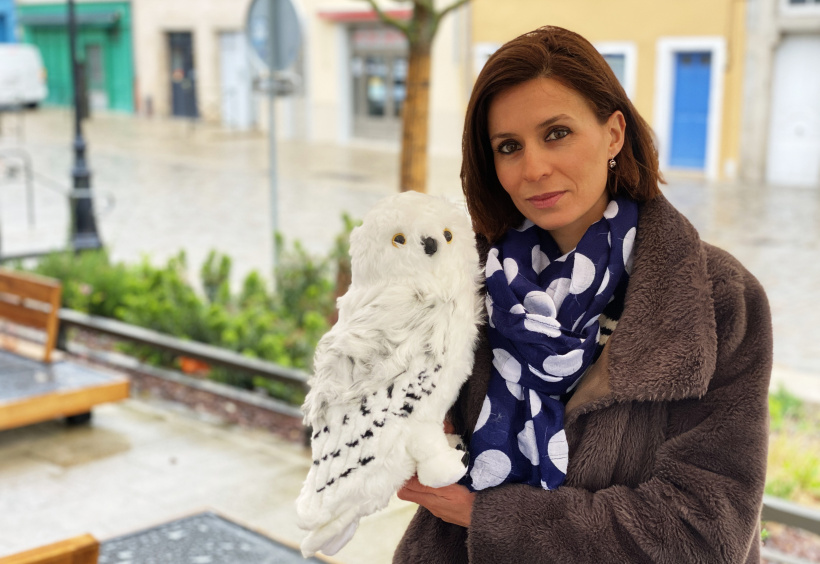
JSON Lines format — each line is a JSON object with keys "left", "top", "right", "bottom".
{"left": 422, "top": 237, "right": 438, "bottom": 256}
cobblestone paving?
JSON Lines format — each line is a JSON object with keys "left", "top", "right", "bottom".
{"left": 0, "top": 108, "right": 817, "bottom": 378}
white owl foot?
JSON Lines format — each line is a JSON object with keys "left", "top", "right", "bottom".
{"left": 417, "top": 446, "right": 468, "bottom": 488}
{"left": 300, "top": 514, "right": 360, "bottom": 558}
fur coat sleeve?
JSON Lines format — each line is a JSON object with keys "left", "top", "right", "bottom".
{"left": 393, "top": 196, "right": 773, "bottom": 564}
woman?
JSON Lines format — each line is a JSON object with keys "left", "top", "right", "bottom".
{"left": 394, "top": 26, "right": 772, "bottom": 563}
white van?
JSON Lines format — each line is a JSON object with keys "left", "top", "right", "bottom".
{"left": 0, "top": 43, "right": 48, "bottom": 108}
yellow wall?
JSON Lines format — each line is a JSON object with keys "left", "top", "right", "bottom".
{"left": 472, "top": 0, "right": 746, "bottom": 179}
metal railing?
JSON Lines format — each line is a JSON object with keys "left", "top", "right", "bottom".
{"left": 761, "top": 494, "right": 820, "bottom": 564}
{"left": 57, "top": 308, "right": 309, "bottom": 410}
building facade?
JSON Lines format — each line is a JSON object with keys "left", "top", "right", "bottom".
{"left": 16, "top": 0, "right": 135, "bottom": 112}
{"left": 742, "top": 0, "right": 820, "bottom": 187}
{"left": 129, "top": 0, "right": 468, "bottom": 153}
{"left": 471, "top": 0, "right": 747, "bottom": 181}
{"left": 130, "top": 0, "right": 257, "bottom": 124}
{"left": 303, "top": 0, "right": 469, "bottom": 155}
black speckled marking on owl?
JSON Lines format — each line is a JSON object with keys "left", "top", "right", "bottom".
{"left": 312, "top": 360, "right": 445, "bottom": 494}
{"left": 360, "top": 396, "right": 371, "bottom": 416}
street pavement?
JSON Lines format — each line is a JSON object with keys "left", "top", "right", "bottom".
{"left": 0, "top": 397, "right": 415, "bottom": 562}
{"left": 1, "top": 108, "right": 817, "bottom": 393}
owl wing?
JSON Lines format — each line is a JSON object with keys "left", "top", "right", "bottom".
{"left": 302, "top": 284, "right": 441, "bottom": 423}
{"left": 297, "top": 286, "right": 449, "bottom": 556}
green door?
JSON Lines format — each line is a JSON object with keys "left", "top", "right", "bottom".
{"left": 18, "top": 2, "right": 133, "bottom": 113}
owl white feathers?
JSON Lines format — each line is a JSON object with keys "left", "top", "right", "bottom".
{"left": 295, "top": 191, "right": 483, "bottom": 557}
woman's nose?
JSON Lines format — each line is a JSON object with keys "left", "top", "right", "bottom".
{"left": 522, "top": 148, "right": 553, "bottom": 183}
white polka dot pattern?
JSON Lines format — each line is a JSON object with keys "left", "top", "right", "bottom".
{"left": 470, "top": 450, "right": 512, "bottom": 490}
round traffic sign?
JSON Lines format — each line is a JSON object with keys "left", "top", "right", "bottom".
{"left": 246, "top": 0, "right": 302, "bottom": 71}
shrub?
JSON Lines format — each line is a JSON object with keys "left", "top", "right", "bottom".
{"left": 25, "top": 232, "right": 343, "bottom": 404}
{"left": 766, "top": 387, "right": 820, "bottom": 506}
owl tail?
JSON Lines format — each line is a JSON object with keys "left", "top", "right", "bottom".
{"left": 300, "top": 508, "right": 361, "bottom": 558}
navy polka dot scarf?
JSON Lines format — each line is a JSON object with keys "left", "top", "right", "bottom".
{"left": 464, "top": 197, "right": 638, "bottom": 491}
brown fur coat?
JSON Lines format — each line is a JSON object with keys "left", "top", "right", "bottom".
{"left": 393, "top": 195, "right": 772, "bottom": 563}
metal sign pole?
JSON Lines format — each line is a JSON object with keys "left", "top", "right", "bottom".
{"left": 267, "top": 0, "right": 279, "bottom": 274}
{"left": 246, "top": 0, "right": 300, "bottom": 277}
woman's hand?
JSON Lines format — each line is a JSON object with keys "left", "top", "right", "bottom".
{"left": 398, "top": 417, "right": 475, "bottom": 527}
{"left": 397, "top": 475, "right": 476, "bottom": 528}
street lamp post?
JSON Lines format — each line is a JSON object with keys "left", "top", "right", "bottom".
{"left": 67, "top": 0, "right": 102, "bottom": 251}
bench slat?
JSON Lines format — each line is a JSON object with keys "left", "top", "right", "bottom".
{"left": 0, "top": 269, "right": 61, "bottom": 304}
{"left": 0, "top": 534, "right": 99, "bottom": 564}
{"left": 0, "top": 270, "right": 62, "bottom": 363}
{"left": 0, "top": 301, "right": 51, "bottom": 331}
{"left": 0, "top": 378, "right": 130, "bottom": 431}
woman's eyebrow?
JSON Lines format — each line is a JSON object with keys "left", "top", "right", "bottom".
{"left": 489, "top": 114, "right": 571, "bottom": 141}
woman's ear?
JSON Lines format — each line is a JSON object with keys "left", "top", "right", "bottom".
{"left": 607, "top": 111, "right": 626, "bottom": 157}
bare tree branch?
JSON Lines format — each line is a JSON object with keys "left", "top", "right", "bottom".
{"left": 359, "top": 0, "right": 411, "bottom": 35}
{"left": 436, "top": 0, "right": 470, "bottom": 22}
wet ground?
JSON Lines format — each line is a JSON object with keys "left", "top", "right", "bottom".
{"left": 0, "top": 397, "right": 414, "bottom": 562}
{"left": 0, "top": 108, "right": 818, "bottom": 379}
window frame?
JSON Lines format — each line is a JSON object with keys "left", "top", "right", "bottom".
{"left": 780, "top": 0, "right": 820, "bottom": 16}
{"left": 594, "top": 41, "right": 638, "bottom": 100}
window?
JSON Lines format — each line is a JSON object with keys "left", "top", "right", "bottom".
{"left": 595, "top": 42, "right": 637, "bottom": 99}
{"left": 782, "top": 0, "right": 820, "bottom": 13}
{"left": 603, "top": 54, "right": 626, "bottom": 86}
{"left": 350, "top": 25, "right": 409, "bottom": 140}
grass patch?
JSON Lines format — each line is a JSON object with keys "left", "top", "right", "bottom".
{"left": 766, "top": 386, "right": 820, "bottom": 507}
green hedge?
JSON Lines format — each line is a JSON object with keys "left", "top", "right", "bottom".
{"left": 24, "top": 230, "right": 353, "bottom": 405}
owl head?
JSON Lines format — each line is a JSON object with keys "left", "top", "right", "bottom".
{"left": 349, "top": 192, "right": 479, "bottom": 288}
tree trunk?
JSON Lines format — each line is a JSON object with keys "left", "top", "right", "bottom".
{"left": 400, "top": 43, "right": 432, "bottom": 192}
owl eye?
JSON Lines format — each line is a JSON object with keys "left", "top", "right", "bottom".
{"left": 443, "top": 229, "right": 453, "bottom": 243}
{"left": 392, "top": 233, "right": 406, "bottom": 247}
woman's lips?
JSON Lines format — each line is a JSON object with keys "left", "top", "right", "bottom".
{"left": 528, "top": 191, "right": 566, "bottom": 209}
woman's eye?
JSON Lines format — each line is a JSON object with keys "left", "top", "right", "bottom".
{"left": 392, "top": 233, "right": 406, "bottom": 247}
{"left": 443, "top": 229, "right": 453, "bottom": 243}
{"left": 546, "top": 128, "right": 570, "bottom": 141}
{"left": 495, "top": 140, "right": 520, "bottom": 155}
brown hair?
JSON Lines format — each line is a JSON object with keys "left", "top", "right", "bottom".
{"left": 462, "top": 26, "right": 664, "bottom": 242}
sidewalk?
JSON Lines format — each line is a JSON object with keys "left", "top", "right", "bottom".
{"left": 0, "top": 396, "right": 415, "bottom": 562}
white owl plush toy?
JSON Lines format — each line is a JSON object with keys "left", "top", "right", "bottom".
{"left": 295, "top": 191, "right": 483, "bottom": 557}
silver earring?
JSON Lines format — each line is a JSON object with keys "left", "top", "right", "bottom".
{"left": 608, "top": 158, "right": 617, "bottom": 169}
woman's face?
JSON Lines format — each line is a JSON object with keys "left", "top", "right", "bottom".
{"left": 487, "top": 77, "right": 625, "bottom": 253}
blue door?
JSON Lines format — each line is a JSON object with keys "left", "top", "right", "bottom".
{"left": 669, "top": 52, "right": 712, "bottom": 169}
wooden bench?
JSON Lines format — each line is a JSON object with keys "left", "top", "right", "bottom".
{"left": 0, "top": 268, "right": 61, "bottom": 363}
{"left": 0, "top": 269, "right": 129, "bottom": 431}
{"left": 0, "top": 534, "right": 99, "bottom": 564}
